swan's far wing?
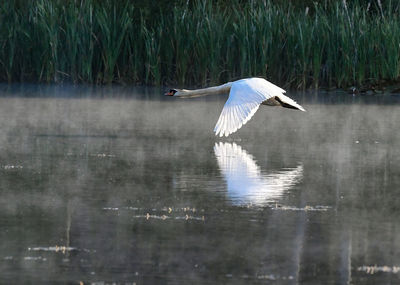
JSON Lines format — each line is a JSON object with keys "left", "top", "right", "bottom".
{"left": 214, "top": 78, "right": 275, "bottom": 137}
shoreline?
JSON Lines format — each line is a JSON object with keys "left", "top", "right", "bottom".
{"left": 1, "top": 81, "right": 400, "bottom": 97}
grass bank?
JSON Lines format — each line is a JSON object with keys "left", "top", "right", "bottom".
{"left": 1, "top": 0, "right": 400, "bottom": 89}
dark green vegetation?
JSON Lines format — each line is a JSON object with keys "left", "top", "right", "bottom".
{"left": 1, "top": 0, "right": 400, "bottom": 89}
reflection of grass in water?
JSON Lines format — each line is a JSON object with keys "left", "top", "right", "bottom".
{"left": 1, "top": 1, "right": 400, "bottom": 88}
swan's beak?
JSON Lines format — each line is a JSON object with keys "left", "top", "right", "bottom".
{"left": 164, "top": 91, "right": 175, "bottom": 96}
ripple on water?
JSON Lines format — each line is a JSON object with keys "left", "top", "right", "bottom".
{"left": 3, "top": 165, "right": 23, "bottom": 170}
{"left": 102, "top": 206, "right": 205, "bottom": 221}
{"left": 225, "top": 273, "right": 294, "bottom": 281}
{"left": 24, "top": 256, "right": 47, "bottom": 261}
{"left": 28, "top": 246, "right": 94, "bottom": 254}
{"left": 357, "top": 265, "right": 400, "bottom": 274}
{"left": 271, "top": 204, "right": 332, "bottom": 212}
{"left": 65, "top": 152, "right": 116, "bottom": 158}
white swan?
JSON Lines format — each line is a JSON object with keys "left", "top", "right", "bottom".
{"left": 214, "top": 142, "right": 303, "bottom": 206}
{"left": 165, "top": 77, "right": 305, "bottom": 137}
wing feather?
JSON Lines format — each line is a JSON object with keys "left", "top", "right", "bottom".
{"left": 214, "top": 78, "right": 270, "bottom": 137}
{"left": 214, "top": 78, "right": 300, "bottom": 137}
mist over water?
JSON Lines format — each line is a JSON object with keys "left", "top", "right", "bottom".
{"left": 0, "top": 85, "right": 399, "bottom": 284}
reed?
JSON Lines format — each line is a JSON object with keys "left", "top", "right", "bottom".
{"left": 1, "top": 0, "right": 400, "bottom": 89}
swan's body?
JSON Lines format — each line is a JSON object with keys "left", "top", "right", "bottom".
{"left": 165, "top": 77, "right": 305, "bottom": 137}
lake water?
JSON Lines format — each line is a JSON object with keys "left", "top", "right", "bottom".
{"left": 0, "top": 84, "right": 399, "bottom": 284}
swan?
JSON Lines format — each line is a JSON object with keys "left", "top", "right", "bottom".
{"left": 165, "top": 77, "right": 305, "bottom": 137}
{"left": 214, "top": 142, "right": 303, "bottom": 206}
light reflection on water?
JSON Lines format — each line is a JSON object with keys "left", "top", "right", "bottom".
{"left": 0, "top": 85, "right": 399, "bottom": 284}
{"left": 214, "top": 142, "right": 303, "bottom": 206}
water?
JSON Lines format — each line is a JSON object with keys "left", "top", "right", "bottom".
{"left": 0, "top": 84, "right": 399, "bottom": 284}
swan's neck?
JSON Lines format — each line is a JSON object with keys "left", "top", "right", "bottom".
{"left": 175, "top": 82, "right": 232, "bottom": 98}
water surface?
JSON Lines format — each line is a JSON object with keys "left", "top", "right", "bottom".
{"left": 0, "top": 85, "right": 399, "bottom": 284}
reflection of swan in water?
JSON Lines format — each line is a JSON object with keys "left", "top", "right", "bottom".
{"left": 214, "top": 142, "right": 303, "bottom": 206}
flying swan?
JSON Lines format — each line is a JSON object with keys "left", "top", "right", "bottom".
{"left": 165, "top": 77, "right": 305, "bottom": 137}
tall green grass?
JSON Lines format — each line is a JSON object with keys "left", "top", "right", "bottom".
{"left": 1, "top": 0, "right": 400, "bottom": 89}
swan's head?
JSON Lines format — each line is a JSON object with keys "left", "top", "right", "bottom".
{"left": 164, "top": 89, "right": 179, "bottom": 96}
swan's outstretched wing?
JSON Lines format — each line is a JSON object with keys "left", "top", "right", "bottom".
{"left": 214, "top": 78, "right": 285, "bottom": 137}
